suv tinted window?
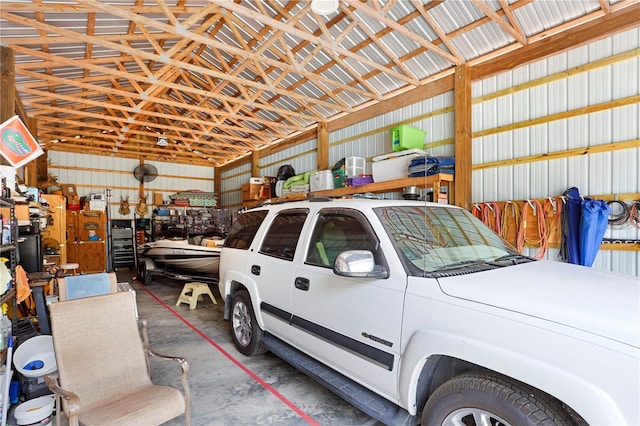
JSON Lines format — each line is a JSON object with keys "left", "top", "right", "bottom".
{"left": 306, "top": 208, "right": 380, "bottom": 268}
{"left": 224, "top": 210, "right": 268, "bottom": 249}
{"left": 259, "top": 209, "right": 308, "bottom": 261}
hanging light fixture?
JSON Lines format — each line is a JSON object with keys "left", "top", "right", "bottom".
{"left": 311, "top": 0, "right": 339, "bottom": 15}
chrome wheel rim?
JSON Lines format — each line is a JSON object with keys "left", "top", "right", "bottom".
{"left": 442, "top": 408, "right": 511, "bottom": 426}
{"left": 232, "top": 300, "right": 251, "bottom": 347}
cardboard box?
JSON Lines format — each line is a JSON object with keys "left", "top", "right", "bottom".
{"left": 61, "top": 184, "right": 77, "bottom": 198}
{"left": 154, "top": 193, "right": 164, "bottom": 205}
{"left": 15, "top": 204, "right": 29, "bottom": 221}
{"left": 242, "top": 183, "right": 262, "bottom": 201}
{"left": 242, "top": 183, "right": 271, "bottom": 201}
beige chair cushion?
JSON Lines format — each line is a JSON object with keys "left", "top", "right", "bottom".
{"left": 78, "top": 385, "right": 185, "bottom": 426}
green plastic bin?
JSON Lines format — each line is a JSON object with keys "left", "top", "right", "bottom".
{"left": 390, "top": 125, "right": 426, "bottom": 151}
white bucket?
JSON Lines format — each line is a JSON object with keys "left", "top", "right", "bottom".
{"left": 14, "top": 395, "right": 55, "bottom": 425}
{"left": 13, "top": 336, "right": 57, "bottom": 379}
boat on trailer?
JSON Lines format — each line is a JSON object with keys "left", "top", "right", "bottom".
{"left": 136, "top": 238, "right": 222, "bottom": 285}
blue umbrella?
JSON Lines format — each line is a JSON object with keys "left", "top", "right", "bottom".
{"left": 579, "top": 198, "right": 611, "bottom": 267}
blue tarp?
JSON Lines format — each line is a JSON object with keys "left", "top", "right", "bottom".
{"left": 560, "top": 187, "right": 610, "bottom": 266}
{"left": 580, "top": 199, "right": 611, "bottom": 267}
{"left": 561, "top": 187, "right": 582, "bottom": 264}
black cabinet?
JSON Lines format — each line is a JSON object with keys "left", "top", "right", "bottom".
{"left": 111, "top": 227, "right": 135, "bottom": 271}
{"left": 17, "top": 234, "right": 41, "bottom": 273}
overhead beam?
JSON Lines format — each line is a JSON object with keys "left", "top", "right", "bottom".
{"left": 471, "top": 1, "right": 640, "bottom": 80}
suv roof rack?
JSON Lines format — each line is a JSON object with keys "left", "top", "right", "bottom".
{"left": 245, "top": 194, "right": 334, "bottom": 209}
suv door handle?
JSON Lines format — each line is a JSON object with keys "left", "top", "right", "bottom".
{"left": 251, "top": 265, "right": 261, "bottom": 275}
{"left": 294, "top": 277, "right": 310, "bottom": 291}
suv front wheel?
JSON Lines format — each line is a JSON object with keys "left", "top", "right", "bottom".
{"left": 422, "top": 373, "right": 574, "bottom": 426}
{"left": 230, "top": 289, "right": 266, "bottom": 356}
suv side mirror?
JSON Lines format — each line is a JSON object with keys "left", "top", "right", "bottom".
{"left": 333, "top": 250, "right": 388, "bottom": 279}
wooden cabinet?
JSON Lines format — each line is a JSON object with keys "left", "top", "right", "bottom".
{"left": 41, "top": 194, "right": 67, "bottom": 265}
{"left": 66, "top": 209, "right": 107, "bottom": 273}
{"left": 67, "top": 241, "right": 106, "bottom": 274}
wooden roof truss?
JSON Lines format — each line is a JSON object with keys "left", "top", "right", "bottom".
{"left": 0, "top": 0, "right": 637, "bottom": 166}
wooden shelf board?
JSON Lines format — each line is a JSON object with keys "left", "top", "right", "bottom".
{"left": 243, "top": 174, "right": 454, "bottom": 208}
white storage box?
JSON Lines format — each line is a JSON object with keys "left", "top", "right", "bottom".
{"left": 89, "top": 200, "right": 106, "bottom": 210}
{"left": 310, "top": 170, "right": 334, "bottom": 192}
{"left": 345, "top": 157, "right": 365, "bottom": 178}
{"left": 372, "top": 149, "right": 425, "bottom": 182}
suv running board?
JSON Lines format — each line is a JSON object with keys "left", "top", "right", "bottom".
{"left": 262, "top": 333, "right": 416, "bottom": 426}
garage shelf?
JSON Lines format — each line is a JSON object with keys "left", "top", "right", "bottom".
{"left": 244, "top": 173, "right": 454, "bottom": 208}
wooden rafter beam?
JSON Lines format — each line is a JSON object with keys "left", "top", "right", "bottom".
{"left": 218, "top": 0, "right": 420, "bottom": 86}
{"left": 71, "top": 0, "right": 359, "bottom": 113}
{"left": 31, "top": 104, "right": 264, "bottom": 152}
{"left": 348, "top": 0, "right": 461, "bottom": 66}
{"left": 471, "top": 0, "right": 526, "bottom": 45}
{"left": 10, "top": 45, "right": 317, "bottom": 126}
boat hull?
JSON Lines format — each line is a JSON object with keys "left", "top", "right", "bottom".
{"left": 138, "top": 239, "right": 221, "bottom": 275}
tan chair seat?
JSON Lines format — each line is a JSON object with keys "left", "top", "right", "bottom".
{"left": 78, "top": 384, "right": 185, "bottom": 426}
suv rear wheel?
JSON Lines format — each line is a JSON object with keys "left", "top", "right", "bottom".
{"left": 422, "top": 373, "right": 573, "bottom": 426}
{"left": 230, "top": 289, "right": 266, "bottom": 356}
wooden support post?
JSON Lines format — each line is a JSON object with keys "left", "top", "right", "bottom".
{"left": 0, "top": 47, "right": 15, "bottom": 123}
{"left": 250, "top": 151, "right": 259, "bottom": 178}
{"left": 0, "top": 47, "right": 16, "bottom": 165}
{"left": 213, "top": 166, "right": 221, "bottom": 206}
{"left": 454, "top": 65, "right": 472, "bottom": 211}
{"left": 24, "top": 117, "right": 39, "bottom": 186}
{"left": 317, "top": 122, "right": 329, "bottom": 171}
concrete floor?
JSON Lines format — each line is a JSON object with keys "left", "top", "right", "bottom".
{"left": 115, "top": 270, "right": 382, "bottom": 426}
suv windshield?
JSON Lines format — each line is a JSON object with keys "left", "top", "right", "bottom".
{"left": 374, "top": 205, "right": 525, "bottom": 274}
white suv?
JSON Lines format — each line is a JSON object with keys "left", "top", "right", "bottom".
{"left": 219, "top": 198, "right": 639, "bottom": 426}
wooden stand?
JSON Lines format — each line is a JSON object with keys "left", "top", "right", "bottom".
{"left": 42, "top": 194, "right": 67, "bottom": 266}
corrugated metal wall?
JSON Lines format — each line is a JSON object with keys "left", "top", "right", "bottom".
{"left": 47, "top": 151, "right": 215, "bottom": 221}
{"left": 220, "top": 27, "right": 639, "bottom": 276}
{"left": 472, "top": 27, "right": 639, "bottom": 275}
